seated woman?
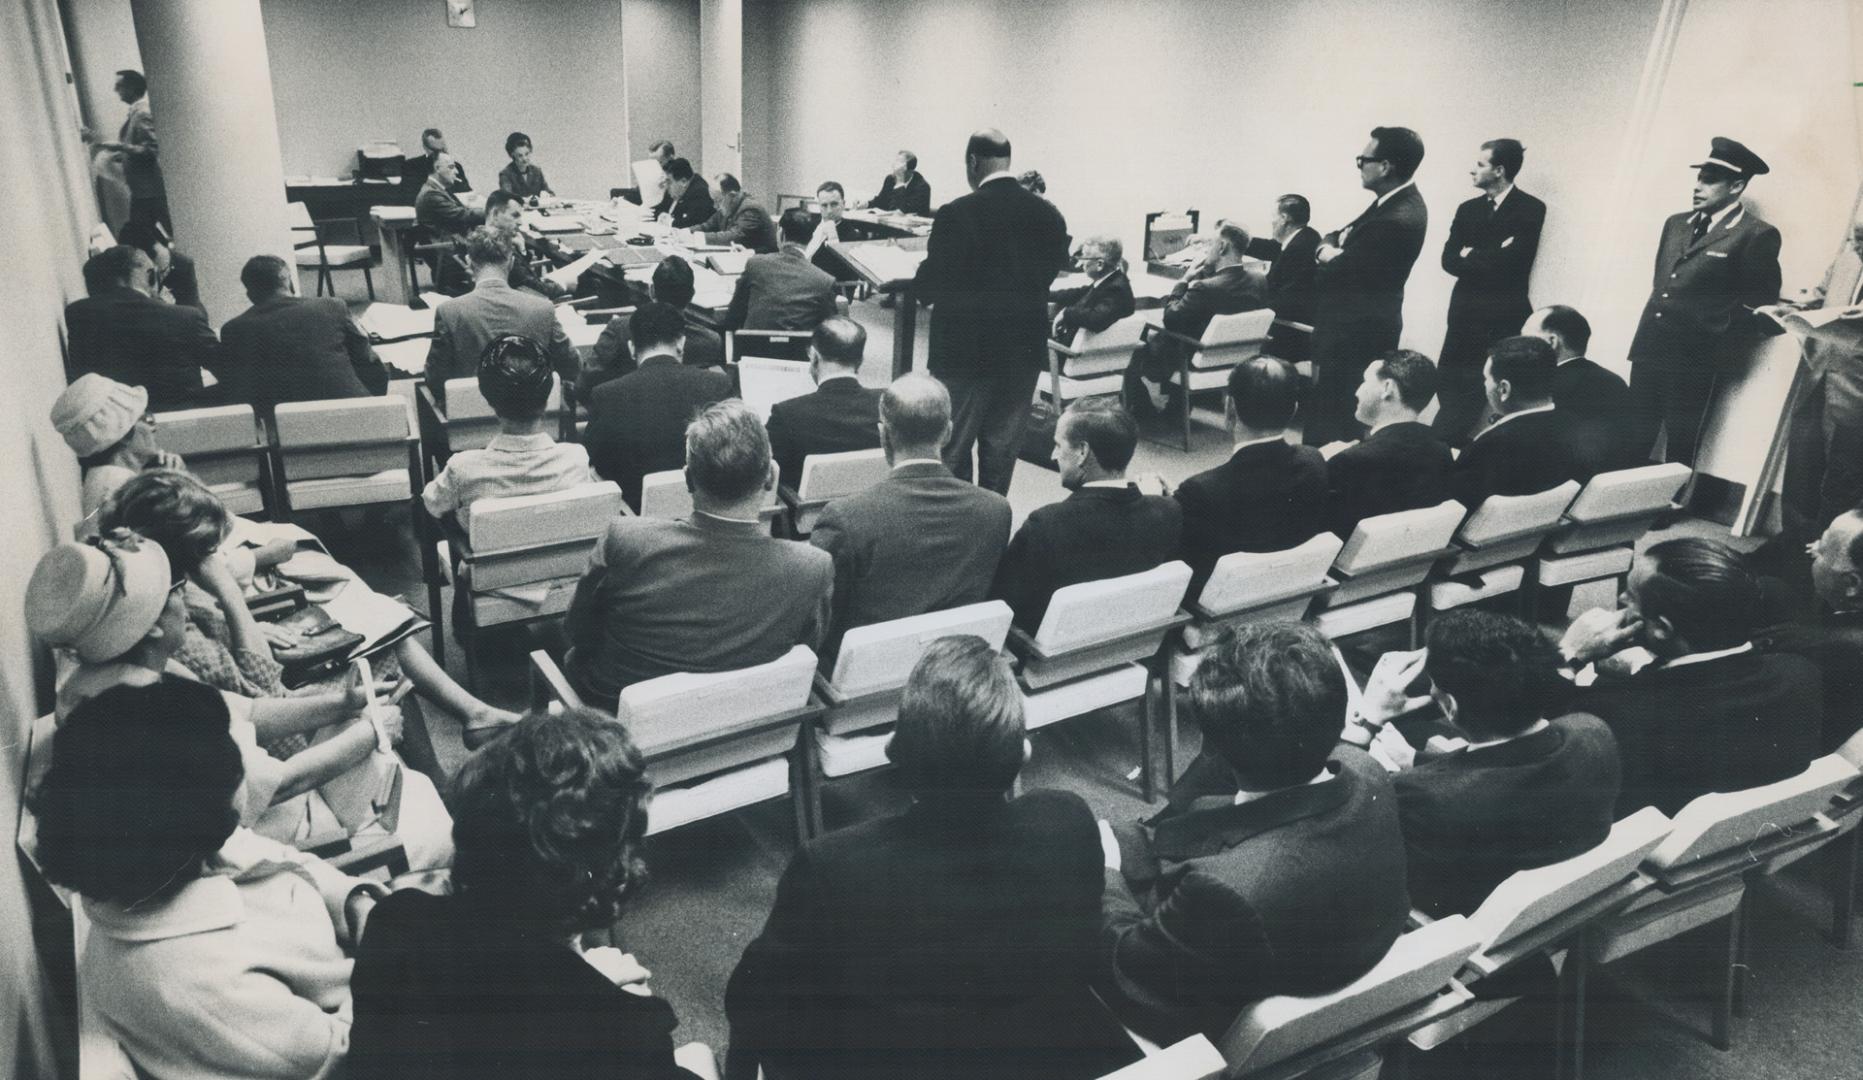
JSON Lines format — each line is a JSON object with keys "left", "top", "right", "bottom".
{"left": 51, "top": 372, "right": 186, "bottom": 529}
{"left": 26, "top": 531, "right": 453, "bottom": 869}
{"left": 348, "top": 706, "right": 709, "bottom": 1080}
{"left": 29, "top": 678, "right": 384, "bottom": 1079}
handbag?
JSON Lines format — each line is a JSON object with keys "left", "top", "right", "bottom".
{"left": 260, "top": 595, "right": 365, "bottom": 688}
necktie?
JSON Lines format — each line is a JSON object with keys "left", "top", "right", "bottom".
{"left": 1689, "top": 212, "right": 1710, "bottom": 244}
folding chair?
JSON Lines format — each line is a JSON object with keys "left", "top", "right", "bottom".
{"left": 736, "top": 357, "right": 817, "bottom": 421}
{"left": 1167, "top": 533, "right": 1343, "bottom": 688}
{"left": 417, "top": 374, "right": 568, "bottom": 476}
{"left": 529, "top": 646, "right": 824, "bottom": 840}
{"left": 1009, "top": 562, "right": 1192, "bottom": 801}
{"left": 289, "top": 200, "right": 376, "bottom": 300}
{"left": 1043, "top": 315, "right": 1149, "bottom": 411}
{"left": 1139, "top": 308, "right": 1277, "bottom": 450}
{"left": 728, "top": 328, "right": 812, "bottom": 364}
{"left": 1311, "top": 501, "right": 1466, "bottom": 646}
{"left": 780, "top": 448, "right": 890, "bottom": 537}
{"left": 152, "top": 404, "right": 271, "bottom": 518}
{"left": 1423, "top": 482, "right": 1581, "bottom": 623}
{"left": 1215, "top": 916, "right": 1482, "bottom": 1080}
{"left": 1535, "top": 464, "right": 1693, "bottom": 620}
{"left": 638, "top": 467, "right": 785, "bottom": 528}
{"left": 804, "top": 601, "right": 1015, "bottom": 834}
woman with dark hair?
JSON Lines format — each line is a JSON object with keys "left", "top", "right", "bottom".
{"left": 31, "top": 679, "right": 381, "bottom": 1079}
{"left": 348, "top": 706, "right": 710, "bottom": 1079}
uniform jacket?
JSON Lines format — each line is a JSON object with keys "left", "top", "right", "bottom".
{"left": 1628, "top": 203, "right": 1782, "bottom": 366}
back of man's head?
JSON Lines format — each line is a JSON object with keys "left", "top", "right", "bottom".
{"left": 1488, "top": 335, "right": 1556, "bottom": 406}
{"left": 1228, "top": 356, "right": 1301, "bottom": 432}
{"left": 1635, "top": 538, "right": 1763, "bottom": 652}
{"left": 1425, "top": 612, "right": 1558, "bottom": 740}
{"left": 650, "top": 255, "right": 696, "bottom": 309}
{"left": 1375, "top": 349, "right": 1439, "bottom": 413}
{"left": 715, "top": 172, "right": 742, "bottom": 194}
{"left": 1061, "top": 399, "right": 1139, "bottom": 474}
{"left": 1371, "top": 126, "right": 1427, "bottom": 180}
{"left": 484, "top": 189, "right": 519, "bottom": 219}
{"left": 967, "top": 128, "right": 1012, "bottom": 165}
{"left": 811, "top": 317, "right": 866, "bottom": 371}
{"left": 1190, "top": 622, "right": 1345, "bottom": 790}
{"left": 888, "top": 635, "right": 1026, "bottom": 796}
{"left": 1277, "top": 193, "right": 1312, "bottom": 226}
{"left": 477, "top": 335, "right": 554, "bottom": 421}
{"left": 685, "top": 399, "right": 771, "bottom": 502}
{"left": 1217, "top": 220, "right": 1252, "bottom": 256}
{"left": 83, "top": 245, "right": 145, "bottom": 295}
{"left": 239, "top": 255, "right": 292, "bottom": 300}
{"left": 880, "top": 373, "right": 952, "bottom": 452}
{"left": 1534, "top": 305, "right": 1592, "bottom": 356}
{"left": 629, "top": 300, "right": 687, "bottom": 356}
{"left": 778, "top": 208, "right": 814, "bottom": 246}
{"left": 465, "top": 226, "right": 514, "bottom": 269}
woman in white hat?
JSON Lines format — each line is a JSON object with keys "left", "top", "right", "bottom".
{"left": 50, "top": 373, "right": 182, "bottom": 526}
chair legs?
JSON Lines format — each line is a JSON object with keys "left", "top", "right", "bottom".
{"left": 1139, "top": 673, "right": 1156, "bottom": 803}
{"left": 1161, "top": 673, "right": 1178, "bottom": 791}
{"left": 1834, "top": 825, "right": 1860, "bottom": 949}
{"left": 1714, "top": 898, "right": 1742, "bottom": 1050}
{"left": 363, "top": 265, "right": 376, "bottom": 301}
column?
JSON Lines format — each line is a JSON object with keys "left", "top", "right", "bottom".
{"left": 129, "top": 0, "right": 294, "bottom": 326}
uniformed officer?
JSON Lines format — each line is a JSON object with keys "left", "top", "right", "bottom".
{"left": 1627, "top": 137, "right": 1783, "bottom": 466}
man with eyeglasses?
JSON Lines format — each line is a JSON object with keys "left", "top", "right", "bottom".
{"left": 1048, "top": 237, "right": 1135, "bottom": 346}
{"left": 65, "top": 245, "right": 224, "bottom": 410}
{"left": 1307, "top": 127, "right": 1429, "bottom": 446}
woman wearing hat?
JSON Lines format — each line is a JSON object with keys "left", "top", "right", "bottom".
{"left": 51, "top": 373, "right": 183, "bottom": 528}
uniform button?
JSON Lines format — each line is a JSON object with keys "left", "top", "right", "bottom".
{"left": 1655, "top": 312, "right": 1664, "bottom": 318}
{"left": 1671, "top": 273, "right": 1678, "bottom": 278}
{"left": 1661, "top": 293, "right": 1670, "bottom": 298}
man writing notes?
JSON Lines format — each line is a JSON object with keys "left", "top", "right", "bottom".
{"left": 914, "top": 128, "right": 1072, "bottom": 494}
{"left": 656, "top": 158, "right": 716, "bottom": 230}
{"left": 1308, "top": 127, "right": 1429, "bottom": 446}
{"left": 1626, "top": 137, "right": 1782, "bottom": 467}
{"left": 1435, "top": 139, "right": 1545, "bottom": 445}
{"left": 697, "top": 173, "right": 779, "bottom": 253}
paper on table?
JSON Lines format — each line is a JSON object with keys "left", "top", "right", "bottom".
{"left": 845, "top": 244, "right": 926, "bottom": 285}
{"left": 556, "top": 307, "right": 605, "bottom": 350}
{"left": 632, "top": 158, "right": 665, "bottom": 197}
{"left": 546, "top": 248, "right": 607, "bottom": 290}
{"left": 359, "top": 302, "right": 437, "bottom": 341}
{"left": 708, "top": 251, "right": 754, "bottom": 276}
{"left": 690, "top": 264, "right": 738, "bottom": 309}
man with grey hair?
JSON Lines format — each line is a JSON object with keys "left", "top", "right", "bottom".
{"left": 424, "top": 226, "right": 578, "bottom": 403}
{"left": 810, "top": 373, "right": 1012, "bottom": 649}
{"left": 1049, "top": 236, "right": 1136, "bottom": 346}
{"left": 564, "top": 399, "right": 833, "bottom": 707}
{"left": 1123, "top": 220, "right": 1266, "bottom": 418}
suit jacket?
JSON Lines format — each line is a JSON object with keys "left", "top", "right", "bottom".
{"left": 1395, "top": 714, "right": 1621, "bottom": 918}
{"left": 496, "top": 162, "right": 551, "bottom": 199}
{"left": 63, "top": 286, "right": 224, "bottom": 410}
{"left": 1628, "top": 203, "right": 1783, "bottom": 367}
{"left": 1312, "top": 184, "right": 1429, "bottom": 369}
{"left": 1246, "top": 226, "right": 1321, "bottom": 326}
{"left": 1449, "top": 408, "right": 1587, "bottom": 509}
{"left": 582, "top": 312, "right": 727, "bottom": 400}
{"left": 914, "top": 176, "right": 1072, "bottom": 378}
{"left": 1325, "top": 420, "right": 1453, "bottom": 537}
{"left": 1050, "top": 269, "right": 1136, "bottom": 344}
{"left": 810, "top": 461, "right": 1012, "bottom": 641}
{"left": 992, "top": 485, "right": 1184, "bottom": 631}
{"left": 725, "top": 246, "right": 838, "bottom": 332}
{"left": 1141, "top": 264, "right": 1267, "bottom": 369}
{"left": 584, "top": 357, "right": 732, "bottom": 509}
{"left": 1757, "top": 608, "right": 1863, "bottom": 752}
{"left": 1175, "top": 439, "right": 1328, "bottom": 585}
{"left": 664, "top": 178, "right": 716, "bottom": 230}
{"left": 220, "top": 294, "right": 387, "bottom": 413}
{"left": 871, "top": 171, "right": 933, "bottom": 216}
{"left": 1438, "top": 188, "right": 1546, "bottom": 370}
{"left": 424, "top": 278, "right": 578, "bottom": 404}
{"left": 403, "top": 151, "right": 471, "bottom": 198}
{"left": 1814, "top": 238, "right": 1863, "bottom": 312}
{"left": 765, "top": 377, "right": 884, "bottom": 487}
{"left": 1552, "top": 357, "right": 1641, "bottom": 474}
{"left": 349, "top": 891, "right": 701, "bottom": 1080}
{"left": 1571, "top": 648, "right": 1823, "bottom": 817}
{"left": 414, "top": 176, "right": 483, "bottom": 236}
{"left": 1099, "top": 748, "right": 1411, "bottom": 1044}
{"left": 726, "top": 790, "right": 1137, "bottom": 1080}
{"left": 563, "top": 511, "right": 833, "bottom": 706}
{"left": 701, "top": 193, "right": 780, "bottom": 253}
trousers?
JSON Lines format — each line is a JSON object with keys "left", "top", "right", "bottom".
{"left": 942, "top": 369, "right": 1040, "bottom": 495}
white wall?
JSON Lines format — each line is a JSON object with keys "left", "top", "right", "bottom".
{"left": 624, "top": 0, "right": 704, "bottom": 172}
{"left": 699, "top": 0, "right": 742, "bottom": 178}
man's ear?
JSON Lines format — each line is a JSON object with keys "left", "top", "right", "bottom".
{"left": 684, "top": 468, "right": 696, "bottom": 495}
{"left": 1843, "top": 571, "right": 1863, "bottom": 605}
{"left": 765, "top": 459, "right": 779, "bottom": 492}
{"left": 1642, "top": 613, "right": 1678, "bottom": 651}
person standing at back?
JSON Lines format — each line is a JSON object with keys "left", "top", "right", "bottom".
{"left": 913, "top": 128, "right": 1072, "bottom": 495}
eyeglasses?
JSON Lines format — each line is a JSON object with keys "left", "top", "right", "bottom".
{"left": 1354, "top": 155, "right": 1386, "bottom": 168}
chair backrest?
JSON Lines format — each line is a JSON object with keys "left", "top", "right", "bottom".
{"left": 465, "top": 482, "right": 622, "bottom": 593}
{"left": 273, "top": 397, "right": 412, "bottom": 480}
{"left": 1196, "top": 532, "right": 1344, "bottom": 615}
{"left": 1034, "top": 560, "right": 1192, "bottom": 653}
{"left": 1565, "top": 463, "right": 1692, "bottom": 523}
{"left": 617, "top": 644, "right": 817, "bottom": 760}
{"left": 797, "top": 448, "right": 889, "bottom": 503}
{"left": 440, "top": 375, "right": 564, "bottom": 452}
{"left": 1647, "top": 754, "right": 1862, "bottom": 870}
{"left": 1335, "top": 500, "right": 1466, "bottom": 575}
{"left": 737, "top": 358, "right": 816, "bottom": 420}
{"left": 1220, "top": 915, "right": 1480, "bottom": 1074}
{"left": 1456, "top": 481, "right": 1581, "bottom": 546}
{"left": 638, "top": 466, "right": 781, "bottom": 521}
{"left": 1095, "top": 1036, "right": 1226, "bottom": 1080}
{"left": 1466, "top": 806, "right": 1671, "bottom": 953}
{"left": 1067, "top": 315, "right": 1149, "bottom": 357}
{"left": 1200, "top": 307, "right": 1276, "bottom": 348}
{"left": 828, "top": 600, "right": 1014, "bottom": 698}
{"left": 152, "top": 405, "right": 264, "bottom": 490}
{"left": 730, "top": 328, "right": 812, "bottom": 364}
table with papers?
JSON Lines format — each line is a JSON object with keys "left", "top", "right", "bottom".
{"left": 830, "top": 237, "right": 930, "bottom": 378}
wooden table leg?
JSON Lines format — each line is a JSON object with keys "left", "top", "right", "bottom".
{"left": 891, "top": 287, "right": 916, "bottom": 379}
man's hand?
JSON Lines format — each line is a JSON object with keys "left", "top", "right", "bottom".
{"left": 1315, "top": 243, "right": 1342, "bottom": 265}
{"left": 1559, "top": 607, "right": 1643, "bottom": 667}
{"left": 1360, "top": 648, "right": 1432, "bottom": 725}
{"left": 1367, "top": 723, "right": 1417, "bottom": 773}
{"left": 582, "top": 946, "right": 653, "bottom": 995}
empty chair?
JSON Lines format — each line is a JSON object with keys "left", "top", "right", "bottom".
{"left": 728, "top": 328, "right": 812, "bottom": 364}
{"left": 781, "top": 447, "right": 890, "bottom": 536}
{"left": 1537, "top": 463, "right": 1693, "bottom": 611}
{"left": 153, "top": 404, "right": 270, "bottom": 517}
{"left": 270, "top": 396, "right": 421, "bottom": 518}
{"left": 1169, "top": 532, "right": 1343, "bottom": 688}
{"left": 1424, "top": 481, "right": 1581, "bottom": 619}
{"left": 1311, "top": 500, "right": 1466, "bottom": 645}
{"left": 289, "top": 200, "right": 376, "bottom": 300}
{"left": 1044, "top": 315, "right": 1149, "bottom": 410}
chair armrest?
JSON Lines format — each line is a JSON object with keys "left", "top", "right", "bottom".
{"left": 416, "top": 383, "right": 447, "bottom": 425}
{"left": 1048, "top": 338, "right": 1081, "bottom": 358}
{"left": 812, "top": 671, "right": 846, "bottom": 706}
{"left": 1140, "top": 323, "right": 1205, "bottom": 352}
{"left": 1272, "top": 317, "right": 1314, "bottom": 335}
{"left": 778, "top": 484, "right": 802, "bottom": 510}
{"left": 529, "top": 650, "right": 584, "bottom": 710}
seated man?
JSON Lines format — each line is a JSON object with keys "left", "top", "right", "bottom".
{"left": 584, "top": 301, "right": 732, "bottom": 509}
{"left": 1449, "top": 334, "right": 1587, "bottom": 509}
{"left": 497, "top": 131, "right": 552, "bottom": 199}
{"left": 1124, "top": 220, "right": 1265, "bottom": 417}
{"left": 654, "top": 157, "right": 715, "bottom": 230}
{"left": 726, "top": 636, "right": 1136, "bottom": 1080}
{"left": 219, "top": 255, "right": 387, "bottom": 415}
{"left": 860, "top": 150, "right": 932, "bottom": 217}
{"left": 563, "top": 400, "right": 833, "bottom": 707}
{"left": 1098, "top": 622, "right": 1410, "bottom": 1045}
{"left": 1049, "top": 236, "right": 1136, "bottom": 346}
{"left": 483, "top": 190, "right": 569, "bottom": 299}
{"left": 1759, "top": 508, "right": 1863, "bottom": 757}
{"left": 724, "top": 209, "right": 839, "bottom": 334}
{"left": 65, "top": 245, "right": 223, "bottom": 410}
{"left": 116, "top": 218, "right": 204, "bottom": 314}
{"left": 582, "top": 255, "right": 726, "bottom": 399}
{"left": 765, "top": 317, "right": 883, "bottom": 486}
{"left": 695, "top": 172, "right": 779, "bottom": 253}
{"left": 424, "top": 228, "right": 578, "bottom": 406}
{"left": 422, "top": 335, "right": 594, "bottom": 531}
{"left": 810, "top": 374, "right": 1011, "bottom": 642}
{"left": 1174, "top": 357, "right": 1327, "bottom": 587}
{"left": 1324, "top": 349, "right": 1453, "bottom": 537}
{"left": 403, "top": 127, "right": 472, "bottom": 196}
{"left": 1562, "top": 538, "right": 1823, "bottom": 817}
{"left": 1523, "top": 304, "right": 1641, "bottom": 476}
{"left": 804, "top": 180, "right": 849, "bottom": 277}
{"left": 992, "top": 400, "right": 1183, "bottom": 631}
{"left": 1350, "top": 611, "right": 1620, "bottom": 917}
{"left": 414, "top": 152, "right": 483, "bottom": 238}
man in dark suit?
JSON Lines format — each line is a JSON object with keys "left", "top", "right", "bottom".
{"left": 402, "top": 127, "right": 472, "bottom": 198}
{"left": 1560, "top": 538, "right": 1823, "bottom": 817}
{"left": 1308, "top": 126, "right": 1430, "bottom": 446}
{"left": 564, "top": 400, "right": 832, "bottom": 708}
{"left": 696, "top": 172, "right": 779, "bottom": 253}
{"left": 862, "top": 150, "right": 933, "bottom": 217}
{"left": 585, "top": 302, "right": 733, "bottom": 509}
{"left": 1124, "top": 221, "right": 1266, "bottom": 418}
{"left": 653, "top": 157, "right": 715, "bottom": 230}
{"left": 1173, "top": 358, "right": 1327, "bottom": 587}
{"left": 766, "top": 317, "right": 883, "bottom": 486}
{"left": 1627, "top": 137, "right": 1783, "bottom": 466}
{"left": 1246, "top": 194, "right": 1321, "bottom": 360}
{"left": 65, "top": 245, "right": 223, "bottom": 410}
{"left": 727, "top": 637, "right": 1138, "bottom": 1080}
{"left": 1436, "top": 139, "right": 1547, "bottom": 445}
{"left": 1449, "top": 336, "right": 1587, "bottom": 509}
{"left": 810, "top": 374, "right": 1012, "bottom": 644}
{"left": 414, "top": 152, "right": 483, "bottom": 238}
{"left": 1524, "top": 304, "right": 1641, "bottom": 475}
{"left": 582, "top": 255, "right": 727, "bottom": 399}
{"left": 1048, "top": 236, "right": 1135, "bottom": 346}
{"left": 1098, "top": 622, "right": 1411, "bottom": 1045}
{"left": 1349, "top": 612, "right": 1620, "bottom": 918}
{"left": 992, "top": 400, "right": 1183, "bottom": 631}
{"left": 1758, "top": 510, "right": 1863, "bottom": 756}
{"left": 804, "top": 181, "right": 852, "bottom": 279}
{"left": 219, "top": 255, "right": 386, "bottom": 415}
{"left": 1323, "top": 349, "right": 1453, "bottom": 537}
{"left": 724, "top": 209, "right": 840, "bottom": 333}
{"left": 914, "top": 128, "right": 1072, "bottom": 495}
{"left": 424, "top": 229, "right": 578, "bottom": 406}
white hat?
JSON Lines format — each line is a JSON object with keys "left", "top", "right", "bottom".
{"left": 25, "top": 532, "right": 173, "bottom": 663}
{"left": 51, "top": 375, "right": 148, "bottom": 458}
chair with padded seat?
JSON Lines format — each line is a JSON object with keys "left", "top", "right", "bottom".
{"left": 1168, "top": 533, "right": 1343, "bottom": 689}
{"left": 736, "top": 356, "right": 817, "bottom": 421}
{"left": 638, "top": 466, "right": 785, "bottom": 528}
{"left": 728, "top": 327, "right": 812, "bottom": 364}
{"left": 779, "top": 448, "right": 891, "bottom": 537}
{"left": 416, "top": 374, "right": 568, "bottom": 477}
{"left": 152, "top": 404, "right": 271, "bottom": 518}
{"left": 289, "top": 200, "right": 376, "bottom": 300}
{"left": 1042, "top": 315, "right": 1149, "bottom": 412}
{"left": 270, "top": 396, "right": 422, "bottom": 519}
{"left": 1423, "top": 481, "right": 1581, "bottom": 624}
{"left": 1534, "top": 464, "right": 1693, "bottom": 621}
{"left": 1310, "top": 500, "right": 1467, "bottom": 646}
{"left": 1139, "top": 307, "right": 1278, "bottom": 450}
